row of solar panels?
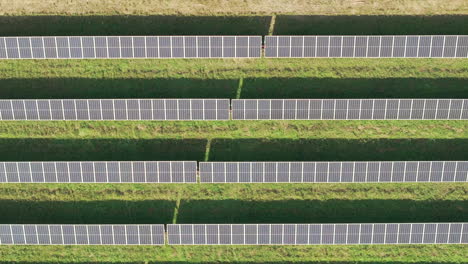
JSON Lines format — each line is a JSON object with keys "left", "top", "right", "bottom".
{"left": 1, "top": 99, "right": 467, "bottom": 120}
{"left": 0, "top": 161, "right": 467, "bottom": 183}
{"left": 1, "top": 223, "right": 467, "bottom": 245}
{"left": 1, "top": 35, "right": 467, "bottom": 59}
{"left": 265, "top": 35, "right": 468, "bottom": 58}
{"left": 0, "top": 36, "right": 261, "bottom": 59}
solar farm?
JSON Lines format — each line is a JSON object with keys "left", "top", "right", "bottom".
{"left": 0, "top": 0, "right": 467, "bottom": 263}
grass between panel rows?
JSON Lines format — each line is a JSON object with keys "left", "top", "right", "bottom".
{"left": 0, "top": 183, "right": 466, "bottom": 225}
{"left": 0, "top": 128, "right": 467, "bottom": 161}
{"left": 0, "top": 59, "right": 466, "bottom": 100}
{"left": 0, "top": 121, "right": 466, "bottom": 140}
{"left": 0, "top": 245, "right": 467, "bottom": 263}
{"left": 1, "top": 183, "right": 465, "bottom": 201}
{"left": 1, "top": 59, "right": 467, "bottom": 80}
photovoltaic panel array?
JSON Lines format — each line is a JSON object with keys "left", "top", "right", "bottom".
{"left": 167, "top": 223, "right": 468, "bottom": 245}
{"left": 0, "top": 36, "right": 262, "bottom": 59}
{"left": 231, "top": 99, "right": 468, "bottom": 120}
{"left": 0, "top": 161, "right": 197, "bottom": 183}
{"left": 0, "top": 99, "right": 229, "bottom": 121}
{"left": 200, "top": 161, "right": 468, "bottom": 183}
{"left": 265, "top": 35, "right": 468, "bottom": 58}
{"left": 3, "top": 36, "right": 468, "bottom": 59}
{"left": 0, "top": 224, "right": 164, "bottom": 245}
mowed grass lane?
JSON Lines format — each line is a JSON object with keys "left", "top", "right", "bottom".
{"left": 0, "top": 59, "right": 466, "bottom": 99}
{"left": 0, "top": 244, "right": 467, "bottom": 263}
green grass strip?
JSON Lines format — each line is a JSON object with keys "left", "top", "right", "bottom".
{"left": 0, "top": 244, "right": 466, "bottom": 263}
{"left": 0, "top": 183, "right": 465, "bottom": 202}
{"left": 0, "top": 59, "right": 467, "bottom": 79}
{"left": 1, "top": 184, "right": 466, "bottom": 225}
{"left": 0, "top": 121, "right": 466, "bottom": 139}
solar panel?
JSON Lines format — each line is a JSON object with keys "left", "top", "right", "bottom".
{"left": 167, "top": 223, "right": 468, "bottom": 245}
{"left": 0, "top": 99, "right": 230, "bottom": 121}
{"left": 0, "top": 161, "right": 197, "bottom": 183}
{"left": 199, "top": 161, "right": 468, "bottom": 183}
{"left": 0, "top": 224, "right": 165, "bottom": 245}
{"left": 231, "top": 99, "right": 468, "bottom": 120}
{"left": 265, "top": 36, "right": 468, "bottom": 58}
{"left": 0, "top": 36, "right": 262, "bottom": 59}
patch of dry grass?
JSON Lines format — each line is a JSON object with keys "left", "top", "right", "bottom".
{"left": 0, "top": 0, "right": 467, "bottom": 16}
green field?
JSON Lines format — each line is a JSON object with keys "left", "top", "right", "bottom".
{"left": 1, "top": 244, "right": 467, "bottom": 263}
{"left": 0, "top": 3, "right": 468, "bottom": 264}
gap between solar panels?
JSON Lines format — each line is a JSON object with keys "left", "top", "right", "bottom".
{"left": 1, "top": 223, "right": 467, "bottom": 245}
{"left": 1, "top": 161, "right": 467, "bottom": 183}
{"left": 1, "top": 99, "right": 468, "bottom": 120}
